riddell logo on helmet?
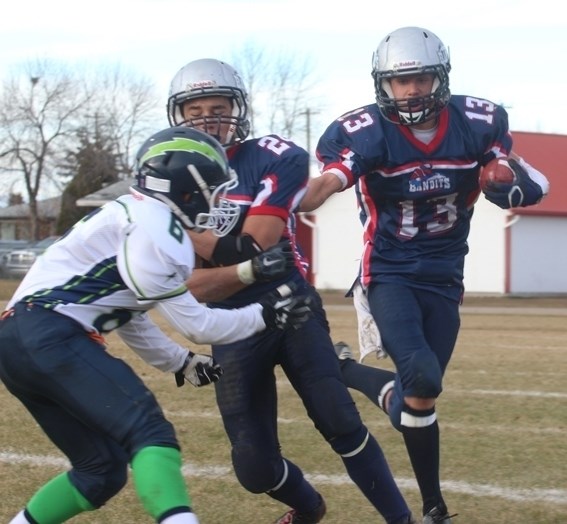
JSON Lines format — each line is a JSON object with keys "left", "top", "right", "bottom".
{"left": 188, "top": 80, "right": 216, "bottom": 89}
{"left": 394, "top": 60, "right": 420, "bottom": 68}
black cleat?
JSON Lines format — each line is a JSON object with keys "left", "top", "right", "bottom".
{"left": 273, "top": 495, "right": 326, "bottom": 523}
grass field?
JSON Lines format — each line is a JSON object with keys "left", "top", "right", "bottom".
{"left": 0, "top": 279, "right": 566, "bottom": 523}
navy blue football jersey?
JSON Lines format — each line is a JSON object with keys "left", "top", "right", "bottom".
{"left": 316, "top": 95, "right": 513, "bottom": 300}
{"left": 214, "top": 134, "right": 310, "bottom": 307}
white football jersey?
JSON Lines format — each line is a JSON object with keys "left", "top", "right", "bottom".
{"left": 7, "top": 189, "right": 265, "bottom": 372}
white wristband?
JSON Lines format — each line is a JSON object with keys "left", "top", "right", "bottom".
{"left": 236, "top": 260, "right": 255, "bottom": 285}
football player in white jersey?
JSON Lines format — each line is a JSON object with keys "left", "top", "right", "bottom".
{"left": 0, "top": 126, "right": 311, "bottom": 524}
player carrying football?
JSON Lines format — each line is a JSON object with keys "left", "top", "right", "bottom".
{"left": 301, "top": 26, "right": 549, "bottom": 523}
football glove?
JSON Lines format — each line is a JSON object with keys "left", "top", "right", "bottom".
{"left": 258, "top": 283, "right": 313, "bottom": 330}
{"left": 175, "top": 352, "right": 223, "bottom": 387}
{"left": 237, "top": 240, "right": 296, "bottom": 284}
{"left": 483, "top": 158, "right": 546, "bottom": 209}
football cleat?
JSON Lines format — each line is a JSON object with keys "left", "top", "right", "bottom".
{"left": 273, "top": 495, "right": 326, "bottom": 524}
{"left": 333, "top": 341, "right": 355, "bottom": 361}
{"left": 422, "top": 505, "right": 457, "bottom": 524}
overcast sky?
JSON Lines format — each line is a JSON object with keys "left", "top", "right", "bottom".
{"left": 2, "top": 0, "right": 565, "bottom": 142}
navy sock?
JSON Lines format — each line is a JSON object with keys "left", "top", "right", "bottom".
{"left": 340, "top": 428, "right": 411, "bottom": 523}
{"left": 340, "top": 361, "right": 395, "bottom": 408}
{"left": 400, "top": 404, "right": 445, "bottom": 514}
{"left": 266, "top": 459, "right": 320, "bottom": 514}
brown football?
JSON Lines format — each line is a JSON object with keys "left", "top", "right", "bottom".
{"left": 479, "top": 157, "right": 516, "bottom": 190}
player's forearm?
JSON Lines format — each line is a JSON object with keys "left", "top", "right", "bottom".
{"left": 187, "top": 229, "right": 216, "bottom": 260}
{"left": 187, "top": 266, "right": 246, "bottom": 302}
{"left": 299, "top": 172, "right": 343, "bottom": 211}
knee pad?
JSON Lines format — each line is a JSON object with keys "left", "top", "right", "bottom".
{"left": 69, "top": 457, "right": 128, "bottom": 507}
{"left": 328, "top": 424, "right": 369, "bottom": 457}
{"left": 406, "top": 350, "right": 443, "bottom": 398}
{"left": 388, "top": 352, "right": 442, "bottom": 432}
{"left": 232, "top": 442, "right": 282, "bottom": 493}
{"left": 306, "top": 376, "right": 361, "bottom": 439}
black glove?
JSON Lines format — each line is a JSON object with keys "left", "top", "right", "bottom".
{"left": 237, "top": 240, "right": 296, "bottom": 284}
{"left": 483, "top": 158, "right": 544, "bottom": 209}
{"left": 175, "top": 352, "right": 223, "bottom": 387}
{"left": 258, "top": 283, "right": 313, "bottom": 330}
{"left": 251, "top": 240, "right": 296, "bottom": 282}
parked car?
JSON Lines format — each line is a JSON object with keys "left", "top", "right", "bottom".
{"left": 0, "top": 236, "right": 59, "bottom": 279}
{"left": 0, "top": 240, "right": 31, "bottom": 258}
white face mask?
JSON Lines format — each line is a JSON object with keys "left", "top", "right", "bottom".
{"left": 192, "top": 166, "right": 240, "bottom": 237}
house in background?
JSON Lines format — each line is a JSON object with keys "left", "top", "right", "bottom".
{"left": 75, "top": 179, "right": 133, "bottom": 208}
{"left": 0, "top": 196, "right": 61, "bottom": 240}
{"left": 465, "top": 132, "right": 566, "bottom": 295}
{"left": 0, "top": 179, "right": 134, "bottom": 242}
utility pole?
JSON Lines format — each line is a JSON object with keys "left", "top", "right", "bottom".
{"left": 299, "top": 108, "right": 320, "bottom": 160}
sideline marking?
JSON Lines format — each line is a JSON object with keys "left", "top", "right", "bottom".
{"left": 1, "top": 450, "right": 566, "bottom": 505}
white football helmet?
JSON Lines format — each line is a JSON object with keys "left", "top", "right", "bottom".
{"left": 167, "top": 58, "right": 250, "bottom": 145}
{"left": 371, "top": 27, "right": 451, "bottom": 125}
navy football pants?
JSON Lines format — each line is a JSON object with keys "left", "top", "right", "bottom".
{"left": 368, "top": 283, "right": 460, "bottom": 419}
{"left": 0, "top": 303, "right": 178, "bottom": 507}
{"left": 211, "top": 284, "right": 362, "bottom": 493}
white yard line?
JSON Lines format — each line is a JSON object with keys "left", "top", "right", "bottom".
{"left": 163, "top": 408, "right": 565, "bottom": 435}
{"left": 1, "top": 450, "right": 565, "bottom": 505}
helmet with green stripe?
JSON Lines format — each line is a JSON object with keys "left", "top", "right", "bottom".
{"left": 135, "top": 126, "right": 239, "bottom": 236}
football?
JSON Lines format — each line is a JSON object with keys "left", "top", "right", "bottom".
{"left": 479, "top": 157, "right": 516, "bottom": 190}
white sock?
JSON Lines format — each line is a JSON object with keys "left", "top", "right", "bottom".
{"left": 9, "top": 510, "right": 32, "bottom": 524}
{"left": 160, "top": 512, "right": 200, "bottom": 524}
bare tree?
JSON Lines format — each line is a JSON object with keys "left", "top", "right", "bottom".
{"left": 0, "top": 60, "right": 87, "bottom": 239}
{"left": 231, "top": 43, "right": 321, "bottom": 150}
{"left": 83, "top": 64, "right": 161, "bottom": 175}
{"left": 0, "top": 60, "right": 161, "bottom": 240}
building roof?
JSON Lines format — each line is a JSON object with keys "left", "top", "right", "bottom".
{"left": 75, "top": 179, "right": 134, "bottom": 207}
{"left": 0, "top": 196, "right": 61, "bottom": 219}
{"left": 511, "top": 131, "right": 566, "bottom": 217}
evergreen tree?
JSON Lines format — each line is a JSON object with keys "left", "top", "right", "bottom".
{"left": 56, "top": 126, "right": 120, "bottom": 234}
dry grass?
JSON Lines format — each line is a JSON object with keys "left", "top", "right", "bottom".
{"left": 1, "top": 280, "right": 566, "bottom": 523}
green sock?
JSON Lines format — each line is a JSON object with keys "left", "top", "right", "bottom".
{"left": 27, "top": 472, "right": 94, "bottom": 523}
{"left": 131, "top": 446, "right": 192, "bottom": 519}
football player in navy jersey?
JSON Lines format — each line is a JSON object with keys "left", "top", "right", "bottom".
{"left": 300, "top": 27, "right": 549, "bottom": 524}
{"left": 168, "top": 58, "right": 416, "bottom": 524}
